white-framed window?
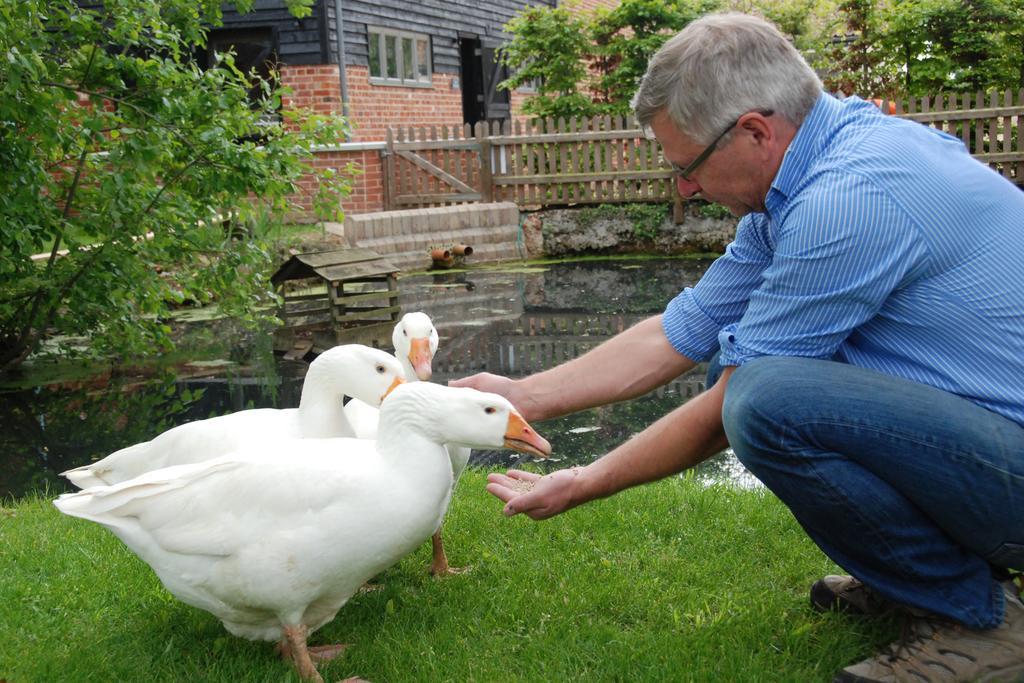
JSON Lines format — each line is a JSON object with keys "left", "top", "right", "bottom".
{"left": 367, "top": 27, "right": 432, "bottom": 86}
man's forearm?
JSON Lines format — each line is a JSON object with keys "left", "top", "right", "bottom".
{"left": 518, "top": 315, "right": 696, "bottom": 421}
{"left": 571, "top": 366, "right": 733, "bottom": 505}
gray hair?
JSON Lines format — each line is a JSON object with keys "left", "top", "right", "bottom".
{"left": 632, "top": 13, "right": 822, "bottom": 144}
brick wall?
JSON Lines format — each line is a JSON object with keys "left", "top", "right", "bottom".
{"left": 279, "top": 63, "right": 549, "bottom": 220}
{"left": 345, "top": 66, "right": 464, "bottom": 141}
{"left": 281, "top": 64, "right": 345, "bottom": 118}
{"left": 287, "top": 147, "right": 385, "bottom": 219}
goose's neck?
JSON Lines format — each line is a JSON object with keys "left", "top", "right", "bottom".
{"left": 297, "top": 372, "right": 352, "bottom": 438}
{"left": 398, "top": 352, "right": 418, "bottom": 382}
{"left": 377, "top": 425, "right": 453, "bottom": 496}
{"left": 377, "top": 402, "right": 452, "bottom": 482}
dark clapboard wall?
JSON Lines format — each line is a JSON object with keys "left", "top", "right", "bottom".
{"left": 216, "top": 0, "right": 557, "bottom": 71}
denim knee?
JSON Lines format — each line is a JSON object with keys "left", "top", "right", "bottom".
{"left": 721, "top": 356, "right": 801, "bottom": 470}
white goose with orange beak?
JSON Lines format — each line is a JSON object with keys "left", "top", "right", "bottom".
{"left": 54, "top": 382, "right": 551, "bottom": 683}
{"left": 344, "top": 311, "right": 438, "bottom": 440}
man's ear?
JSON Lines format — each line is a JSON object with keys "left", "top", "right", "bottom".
{"left": 739, "top": 111, "right": 773, "bottom": 145}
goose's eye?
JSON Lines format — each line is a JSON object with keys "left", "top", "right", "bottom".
{"left": 376, "top": 365, "right": 386, "bottom": 374}
{"left": 484, "top": 406, "right": 496, "bottom": 415}
{"left": 402, "top": 328, "right": 407, "bottom": 336}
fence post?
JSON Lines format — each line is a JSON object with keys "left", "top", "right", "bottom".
{"left": 672, "top": 183, "right": 685, "bottom": 225}
{"left": 476, "top": 121, "right": 494, "bottom": 203}
{"left": 382, "top": 127, "right": 394, "bottom": 211}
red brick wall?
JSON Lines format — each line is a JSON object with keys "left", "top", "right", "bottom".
{"left": 344, "top": 66, "right": 464, "bottom": 141}
{"left": 287, "top": 148, "right": 385, "bottom": 219}
{"left": 281, "top": 64, "right": 345, "bottom": 118}
{"left": 279, "top": 63, "right": 540, "bottom": 219}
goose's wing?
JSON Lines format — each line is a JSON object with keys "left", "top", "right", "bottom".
{"left": 56, "top": 439, "right": 379, "bottom": 558}
{"left": 61, "top": 408, "right": 300, "bottom": 487}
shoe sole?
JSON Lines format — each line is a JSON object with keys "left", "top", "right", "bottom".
{"left": 810, "top": 579, "right": 870, "bottom": 615}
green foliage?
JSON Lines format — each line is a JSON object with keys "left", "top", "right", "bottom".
{"left": 817, "top": 0, "right": 898, "bottom": 97}
{"left": 819, "top": 0, "right": 1024, "bottom": 97}
{"left": 500, "top": 0, "right": 722, "bottom": 120}
{"left": 501, "top": 0, "right": 833, "bottom": 121}
{"left": 574, "top": 203, "right": 671, "bottom": 242}
{"left": 623, "top": 202, "right": 670, "bottom": 239}
{"left": 0, "top": 0, "right": 350, "bottom": 373}
{"left": 697, "top": 200, "right": 733, "bottom": 220}
{"left": 905, "top": 0, "right": 1022, "bottom": 93}
{"left": 504, "top": 0, "right": 1023, "bottom": 116}
{"left": 575, "top": 203, "right": 625, "bottom": 229}
{"left": 750, "top": 0, "right": 824, "bottom": 49}
{"left": 590, "top": 0, "right": 721, "bottom": 116}
{"left": 498, "top": 3, "right": 599, "bottom": 120}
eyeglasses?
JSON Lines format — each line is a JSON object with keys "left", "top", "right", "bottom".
{"left": 669, "top": 109, "right": 774, "bottom": 181}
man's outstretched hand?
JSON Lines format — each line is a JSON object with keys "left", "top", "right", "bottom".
{"left": 485, "top": 468, "right": 582, "bottom": 520}
{"left": 449, "top": 373, "right": 538, "bottom": 421}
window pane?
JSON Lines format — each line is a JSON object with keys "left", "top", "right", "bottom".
{"left": 416, "top": 39, "right": 429, "bottom": 80}
{"left": 402, "top": 37, "right": 413, "bottom": 80}
{"left": 385, "top": 35, "right": 398, "bottom": 78}
{"left": 368, "top": 32, "right": 380, "bottom": 77}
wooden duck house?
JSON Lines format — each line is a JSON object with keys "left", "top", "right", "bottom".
{"left": 271, "top": 248, "right": 400, "bottom": 350}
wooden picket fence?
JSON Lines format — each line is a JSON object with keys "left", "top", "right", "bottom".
{"left": 881, "top": 89, "right": 1024, "bottom": 184}
{"left": 382, "top": 115, "right": 680, "bottom": 212}
{"left": 383, "top": 89, "right": 1024, "bottom": 210}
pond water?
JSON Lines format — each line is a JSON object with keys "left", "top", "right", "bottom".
{"left": 0, "top": 257, "right": 760, "bottom": 500}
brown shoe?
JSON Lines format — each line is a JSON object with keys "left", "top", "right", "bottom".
{"left": 833, "top": 581, "right": 1024, "bottom": 682}
{"left": 811, "top": 575, "right": 896, "bottom": 616}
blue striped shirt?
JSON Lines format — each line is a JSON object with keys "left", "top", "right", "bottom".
{"left": 663, "top": 93, "right": 1024, "bottom": 426}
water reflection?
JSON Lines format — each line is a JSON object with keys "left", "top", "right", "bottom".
{"left": 0, "top": 258, "right": 758, "bottom": 499}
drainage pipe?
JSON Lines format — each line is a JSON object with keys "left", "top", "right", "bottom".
{"left": 333, "top": 0, "right": 351, "bottom": 121}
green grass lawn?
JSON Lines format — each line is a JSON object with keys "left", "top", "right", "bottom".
{"left": 0, "top": 471, "right": 896, "bottom": 682}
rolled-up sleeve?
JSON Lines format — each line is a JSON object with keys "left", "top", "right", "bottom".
{"left": 662, "top": 214, "right": 773, "bottom": 361}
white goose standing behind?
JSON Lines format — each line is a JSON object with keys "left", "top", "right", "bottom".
{"left": 61, "top": 345, "right": 405, "bottom": 488}
{"left": 344, "top": 311, "right": 438, "bottom": 439}
{"left": 54, "top": 382, "right": 551, "bottom": 683}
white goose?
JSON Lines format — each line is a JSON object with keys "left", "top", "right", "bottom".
{"left": 61, "top": 345, "right": 405, "bottom": 488}
{"left": 344, "top": 311, "right": 438, "bottom": 440}
{"left": 54, "top": 382, "right": 551, "bottom": 683}
{"left": 346, "top": 312, "right": 472, "bottom": 575}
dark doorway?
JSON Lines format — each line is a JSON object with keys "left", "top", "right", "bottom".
{"left": 459, "top": 35, "right": 510, "bottom": 127}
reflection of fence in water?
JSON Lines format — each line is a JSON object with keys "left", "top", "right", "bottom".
{"left": 433, "top": 311, "right": 707, "bottom": 399}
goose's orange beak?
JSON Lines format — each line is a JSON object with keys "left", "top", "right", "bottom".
{"left": 408, "top": 337, "right": 433, "bottom": 381}
{"left": 381, "top": 376, "right": 405, "bottom": 402}
{"left": 504, "top": 411, "right": 551, "bottom": 458}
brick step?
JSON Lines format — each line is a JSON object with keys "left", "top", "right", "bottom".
{"left": 353, "top": 225, "right": 518, "bottom": 252}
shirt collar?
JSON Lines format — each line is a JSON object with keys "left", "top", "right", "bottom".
{"left": 766, "top": 92, "right": 842, "bottom": 213}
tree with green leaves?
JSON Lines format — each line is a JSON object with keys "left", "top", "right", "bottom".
{"left": 501, "top": 0, "right": 825, "bottom": 121}
{"left": 818, "top": 0, "right": 903, "bottom": 97}
{"left": 0, "top": 0, "right": 350, "bottom": 374}
{"left": 590, "top": 0, "right": 721, "bottom": 116}
{"left": 820, "top": 0, "right": 1024, "bottom": 97}
{"left": 911, "top": 0, "right": 1021, "bottom": 93}
{"left": 498, "top": 3, "right": 598, "bottom": 120}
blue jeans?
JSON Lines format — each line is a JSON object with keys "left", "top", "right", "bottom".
{"left": 714, "top": 356, "right": 1024, "bottom": 629}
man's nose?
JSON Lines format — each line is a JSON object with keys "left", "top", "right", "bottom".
{"left": 676, "top": 175, "right": 702, "bottom": 198}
